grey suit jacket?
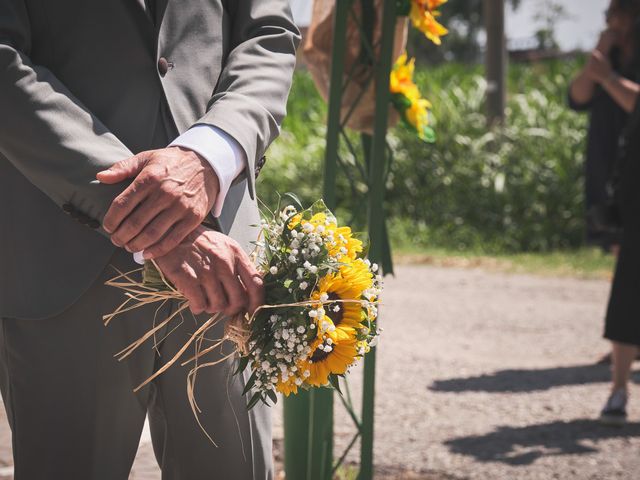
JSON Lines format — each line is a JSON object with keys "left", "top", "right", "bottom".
{"left": 0, "top": 0, "right": 301, "bottom": 319}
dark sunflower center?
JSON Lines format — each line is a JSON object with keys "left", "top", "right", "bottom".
{"left": 325, "top": 292, "right": 343, "bottom": 327}
{"left": 310, "top": 347, "right": 330, "bottom": 363}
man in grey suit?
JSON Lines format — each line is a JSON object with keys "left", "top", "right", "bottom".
{"left": 0, "top": 0, "right": 300, "bottom": 478}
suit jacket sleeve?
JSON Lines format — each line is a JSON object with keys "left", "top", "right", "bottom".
{"left": 0, "top": 0, "right": 132, "bottom": 233}
{"left": 194, "top": 0, "right": 302, "bottom": 200}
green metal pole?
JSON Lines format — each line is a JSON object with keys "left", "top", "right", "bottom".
{"left": 323, "top": 0, "right": 352, "bottom": 210}
{"left": 283, "top": 392, "right": 310, "bottom": 479}
{"left": 360, "top": 1, "right": 397, "bottom": 479}
{"left": 283, "top": 2, "right": 351, "bottom": 479}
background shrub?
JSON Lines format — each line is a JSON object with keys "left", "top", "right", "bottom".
{"left": 258, "top": 58, "right": 588, "bottom": 253}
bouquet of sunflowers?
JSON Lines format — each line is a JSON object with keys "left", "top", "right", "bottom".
{"left": 240, "top": 198, "right": 382, "bottom": 408}
{"left": 104, "top": 197, "right": 382, "bottom": 412}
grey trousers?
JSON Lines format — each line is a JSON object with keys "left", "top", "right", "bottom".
{"left": 0, "top": 248, "right": 272, "bottom": 479}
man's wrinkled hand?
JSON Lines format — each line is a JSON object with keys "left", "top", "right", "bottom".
{"left": 97, "top": 147, "right": 219, "bottom": 259}
{"left": 154, "top": 226, "right": 265, "bottom": 317}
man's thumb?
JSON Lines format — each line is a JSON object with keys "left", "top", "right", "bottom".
{"left": 96, "top": 153, "right": 148, "bottom": 184}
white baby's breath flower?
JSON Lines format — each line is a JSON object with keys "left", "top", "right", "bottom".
{"left": 299, "top": 281, "right": 308, "bottom": 290}
{"left": 269, "top": 266, "right": 278, "bottom": 275}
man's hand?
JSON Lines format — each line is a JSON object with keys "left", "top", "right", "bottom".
{"left": 97, "top": 147, "right": 219, "bottom": 259}
{"left": 586, "top": 49, "right": 613, "bottom": 84}
{"left": 154, "top": 226, "right": 265, "bottom": 317}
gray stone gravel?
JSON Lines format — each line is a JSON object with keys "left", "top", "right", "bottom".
{"left": 4, "top": 264, "right": 640, "bottom": 479}
{"left": 272, "top": 265, "right": 640, "bottom": 480}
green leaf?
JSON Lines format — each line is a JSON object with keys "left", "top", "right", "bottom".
{"left": 310, "top": 198, "right": 329, "bottom": 215}
{"left": 328, "top": 374, "right": 343, "bottom": 396}
{"left": 391, "top": 93, "right": 412, "bottom": 111}
{"left": 283, "top": 192, "right": 304, "bottom": 210}
{"left": 247, "top": 392, "right": 262, "bottom": 410}
{"left": 233, "top": 356, "right": 250, "bottom": 376}
{"left": 242, "top": 370, "right": 258, "bottom": 396}
{"left": 419, "top": 126, "right": 437, "bottom": 143}
{"left": 266, "top": 388, "right": 278, "bottom": 405}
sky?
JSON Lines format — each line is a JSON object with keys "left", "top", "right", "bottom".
{"left": 289, "top": 0, "right": 610, "bottom": 52}
{"left": 506, "top": 0, "right": 609, "bottom": 51}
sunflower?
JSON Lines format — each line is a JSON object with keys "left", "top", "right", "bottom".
{"left": 390, "top": 53, "right": 421, "bottom": 101}
{"left": 409, "top": 1, "right": 448, "bottom": 45}
{"left": 406, "top": 97, "right": 432, "bottom": 137}
{"left": 303, "top": 336, "right": 359, "bottom": 387}
{"left": 276, "top": 376, "right": 300, "bottom": 397}
{"left": 311, "top": 260, "right": 373, "bottom": 337}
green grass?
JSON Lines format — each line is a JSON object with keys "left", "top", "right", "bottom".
{"left": 393, "top": 245, "right": 615, "bottom": 279}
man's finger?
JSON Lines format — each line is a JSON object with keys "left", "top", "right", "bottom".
{"left": 125, "top": 211, "right": 179, "bottom": 253}
{"left": 219, "top": 267, "right": 247, "bottom": 317}
{"left": 103, "top": 182, "right": 150, "bottom": 235}
{"left": 236, "top": 255, "right": 264, "bottom": 316}
{"left": 96, "top": 152, "right": 150, "bottom": 184}
{"left": 142, "top": 219, "right": 193, "bottom": 259}
{"left": 202, "top": 276, "right": 229, "bottom": 315}
{"left": 186, "top": 285, "right": 208, "bottom": 315}
{"left": 111, "top": 195, "right": 169, "bottom": 248}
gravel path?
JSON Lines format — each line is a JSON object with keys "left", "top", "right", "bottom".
{"left": 2, "top": 264, "right": 639, "bottom": 479}
{"left": 273, "top": 265, "right": 640, "bottom": 479}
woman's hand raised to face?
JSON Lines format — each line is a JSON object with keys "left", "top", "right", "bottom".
{"left": 586, "top": 49, "right": 614, "bottom": 85}
{"left": 596, "top": 28, "right": 619, "bottom": 56}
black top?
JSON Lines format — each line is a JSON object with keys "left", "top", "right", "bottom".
{"left": 568, "top": 49, "right": 631, "bottom": 247}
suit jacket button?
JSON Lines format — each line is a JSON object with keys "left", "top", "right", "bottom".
{"left": 70, "top": 210, "right": 81, "bottom": 219}
{"left": 62, "top": 203, "right": 74, "bottom": 213}
{"left": 158, "top": 57, "right": 170, "bottom": 76}
{"left": 77, "top": 214, "right": 91, "bottom": 225}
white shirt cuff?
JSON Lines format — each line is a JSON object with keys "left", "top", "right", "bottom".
{"left": 169, "top": 124, "right": 246, "bottom": 218}
{"left": 132, "top": 124, "right": 246, "bottom": 265}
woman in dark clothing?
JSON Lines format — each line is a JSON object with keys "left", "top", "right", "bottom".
{"left": 570, "top": 0, "right": 640, "bottom": 426}
{"left": 569, "top": 3, "right": 637, "bottom": 251}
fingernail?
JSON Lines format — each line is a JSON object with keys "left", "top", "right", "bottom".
{"left": 142, "top": 251, "right": 152, "bottom": 260}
